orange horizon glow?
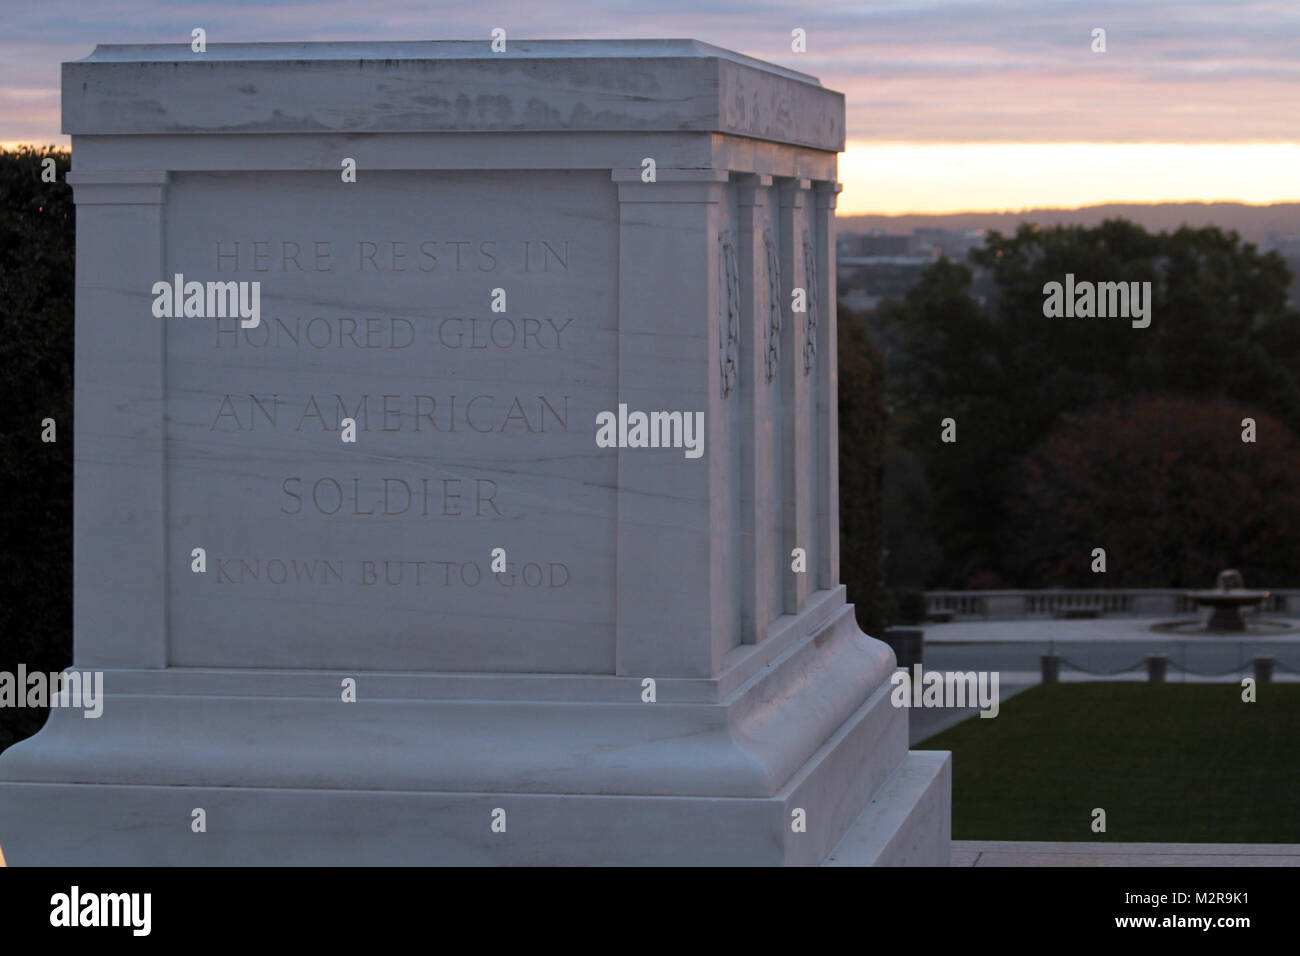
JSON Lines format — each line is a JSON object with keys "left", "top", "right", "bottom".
{"left": 838, "top": 142, "right": 1300, "bottom": 215}
{"left": 4, "top": 138, "right": 1298, "bottom": 217}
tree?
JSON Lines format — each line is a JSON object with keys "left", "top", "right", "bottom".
{"left": 1002, "top": 395, "right": 1300, "bottom": 588}
{"left": 882, "top": 220, "right": 1300, "bottom": 587}
{"left": 838, "top": 306, "right": 888, "bottom": 633}
{"left": 0, "top": 146, "right": 74, "bottom": 752}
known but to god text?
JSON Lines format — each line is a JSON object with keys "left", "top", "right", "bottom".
{"left": 210, "top": 557, "right": 571, "bottom": 588}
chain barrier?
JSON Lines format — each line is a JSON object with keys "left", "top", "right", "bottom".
{"left": 1047, "top": 653, "right": 1300, "bottom": 677}
{"left": 1054, "top": 656, "right": 1149, "bottom": 677}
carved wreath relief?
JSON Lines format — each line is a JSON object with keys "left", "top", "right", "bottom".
{"left": 802, "top": 230, "right": 818, "bottom": 376}
{"left": 763, "top": 228, "right": 782, "bottom": 383}
{"left": 719, "top": 230, "right": 741, "bottom": 398}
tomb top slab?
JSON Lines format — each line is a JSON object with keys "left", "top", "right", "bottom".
{"left": 62, "top": 39, "right": 844, "bottom": 151}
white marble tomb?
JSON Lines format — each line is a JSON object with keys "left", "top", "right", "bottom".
{"left": 0, "top": 39, "right": 950, "bottom": 865}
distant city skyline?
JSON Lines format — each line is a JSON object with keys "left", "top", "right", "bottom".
{"left": 2, "top": 1, "right": 1296, "bottom": 214}
{"left": 835, "top": 199, "right": 1300, "bottom": 245}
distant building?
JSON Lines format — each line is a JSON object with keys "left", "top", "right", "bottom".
{"left": 1264, "top": 232, "right": 1300, "bottom": 258}
{"left": 859, "top": 234, "right": 910, "bottom": 256}
{"left": 836, "top": 228, "right": 995, "bottom": 312}
{"left": 910, "top": 228, "right": 984, "bottom": 260}
{"left": 838, "top": 230, "right": 910, "bottom": 257}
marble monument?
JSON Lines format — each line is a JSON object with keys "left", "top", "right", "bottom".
{"left": 0, "top": 39, "right": 950, "bottom": 865}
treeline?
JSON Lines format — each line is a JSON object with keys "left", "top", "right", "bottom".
{"left": 0, "top": 146, "right": 74, "bottom": 751}
{"left": 873, "top": 219, "right": 1300, "bottom": 589}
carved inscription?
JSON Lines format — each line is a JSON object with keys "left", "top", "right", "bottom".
{"left": 213, "top": 238, "right": 570, "bottom": 275}
{"left": 209, "top": 393, "right": 570, "bottom": 434}
{"left": 196, "top": 234, "right": 582, "bottom": 592}
{"left": 213, "top": 315, "right": 574, "bottom": 351}
{"left": 209, "top": 557, "right": 570, "bottom": 588}
{"left": 165, "top": 167, "right": 620, "bottom": 670}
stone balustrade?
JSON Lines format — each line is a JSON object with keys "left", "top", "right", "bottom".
{"left": 924, "top": 589, "right": 1300, "bottom": 621}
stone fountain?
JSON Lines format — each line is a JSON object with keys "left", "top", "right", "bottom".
{"left": 1187, "top": 569, "right": 1270, "bottom": 632}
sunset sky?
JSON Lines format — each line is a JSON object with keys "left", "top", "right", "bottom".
{"left": 1, "top": 0, "right": 1295, "bottom": 214}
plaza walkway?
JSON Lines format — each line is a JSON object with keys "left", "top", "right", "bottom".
{"left": 952, "top": 841, "right": 1300, "bottom": 866}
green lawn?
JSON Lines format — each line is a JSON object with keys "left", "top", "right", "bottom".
{"left": 919, "top": 682, "right": 1300, "bottom": 843}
